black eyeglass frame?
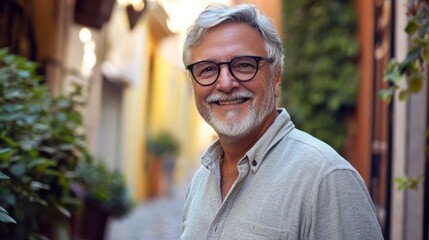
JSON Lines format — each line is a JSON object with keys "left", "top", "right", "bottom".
{"left": 186, "top": 55, "right": 274, "bottom": 86}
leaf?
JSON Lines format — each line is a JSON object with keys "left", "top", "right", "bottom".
{"left": 10, "top": 162, "right": 26, "bottom": 178}
{"left": 399, "top": 90, "right": 409, "bottom": 101}
{"left": 385, "top": 59, "right": 398, "bottom": 72}
{"left": 0, "top": 189, "right": 16, "bottom": 206}
{"left": 395, "top": 176, "right": 424, "bottom": 190}
{"left": 0, "top": 206, "right": 8, "bottom": 213}
{"left": 408, "top": 75, "right": 422, "bottom": 93}
{"left": 0, "top": 148, "right": 15, "bottom": 161}
{"left": 29, "top": 196, "right": 47, "bottom": 206}
{"left": 33, "top": 123, "right": 50, "bottom": 131}
{"left": 0, "top": 171, "right": 9, "bottom": 179}
{"left": 59, "top": 144, "right": 73, "bottom": 151}
{"left": 54, "top": 203, "right": 71, "bottom": 218}
{"left": 0, "top": 211, "right": 16, "bottom": 224}
{"left": 28, "top": 158, "right": 56, "bottom": 169}
{"left": 30, "top": 181, "right": 51, "bottom": 190}
{"left": 383, "top": 69, "right": 402, "bottom": 86}
{"left": 39, "top": 146, "right": 56, "bottom": 154}
{"left": 28, "top": 149, "right": 39, "bottom": 159}
{"left": 395, "top": 177, "right": 406, "bottom": 190}
{"left": 28, "top": 233, "right": 50, "bottom": 240}
{"left": 1, "top": 136, "right": 18, "bottom": 148}
{"left": 379, "top": 89, "right": 393, "bottom": 103}
{"left": 19, "top": 139, "right": 35, "bottom": 151}
{"left": 0, "top": 206, "right": 16, "bottom": 224}
{"left": 405, "top": 19, "right": 420, "bottom": 34}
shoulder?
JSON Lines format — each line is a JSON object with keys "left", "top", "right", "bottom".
{"left": 276, "top": 128, "right": 355, "bottom": 174}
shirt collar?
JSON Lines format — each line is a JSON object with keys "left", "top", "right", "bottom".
{"left": 246, "top": 108, "right": 295, "bottom": 173}
{"left": 201, "top": 139, "right": 223, "bottom": 170}
{"left": 201, "top": 108, "right": 295, "bottom": 172}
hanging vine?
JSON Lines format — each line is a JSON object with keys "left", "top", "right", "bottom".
{"left": 380, "top": 1, "right": 429, "bottom": 103}
{"left": 380, "top": 1, "right": 428, "bottom": 190}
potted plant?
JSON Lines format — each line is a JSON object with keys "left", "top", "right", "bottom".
{"left": 0, "top": 48, "right": 87, "bottom": 239}
{"left": 147, "top": 132, "right": 180, "bottom": 197}
{"left": 71, "top": 156, "right": 132, "bottom": 240}
{"left": 0, "top": 47, "right": 134, "bottom": 239}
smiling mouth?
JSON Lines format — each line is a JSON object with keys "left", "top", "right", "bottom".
{"left": 214, "top": 98, "right": 250, "bottom": 105}
{"left": 207, "top": 91, "right": 254, "bottom": 106}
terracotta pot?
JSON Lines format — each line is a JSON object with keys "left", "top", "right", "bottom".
{"left": 148, "top": 156, "right": 168, "bottom": 197}
{"left": 74, "top": 201, "right": 109, "bottom": 240}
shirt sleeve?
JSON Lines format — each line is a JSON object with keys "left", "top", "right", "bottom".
{"left": 303, "top": 169, "right": 384, "bottom": 240}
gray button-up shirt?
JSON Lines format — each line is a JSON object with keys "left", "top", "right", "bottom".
{"left": 181, "top": 109, "right": 383, "bottom": 240}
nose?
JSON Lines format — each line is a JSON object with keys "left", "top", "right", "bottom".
{"left": 216, "top": 64, "right": 239, "bottom": 92}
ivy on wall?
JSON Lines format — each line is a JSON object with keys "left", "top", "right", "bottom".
{"left": 281, "top": 0, "right": 360, "bottom": 153}
{"left": 380, "top": 1, "right": 428, "bottom": 191}
{"left": 380, "top": 1, "right": 428, "bottom": 103}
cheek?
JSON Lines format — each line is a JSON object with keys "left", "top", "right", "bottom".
{"left": 193, "top": 86, "right": 211, "bottom": 103}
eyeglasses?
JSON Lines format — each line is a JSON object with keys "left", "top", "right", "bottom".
{"left": 186, "top": 56, "right": 274, "bottom": 86}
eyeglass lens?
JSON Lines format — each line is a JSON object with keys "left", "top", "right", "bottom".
{"left": 192, "top": 56, "right": 259, "bottom": 85}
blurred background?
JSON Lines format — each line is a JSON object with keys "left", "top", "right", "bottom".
{"left": 0, "top": 0, "right": 427, "bottom": 239}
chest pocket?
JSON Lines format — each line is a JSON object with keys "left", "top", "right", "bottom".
{"left": 228, "top": 221, "right": 288, "bottom": 240}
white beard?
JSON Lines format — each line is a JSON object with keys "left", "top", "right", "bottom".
{"left": 196, "top": 81, "right": 275, "bottom": 142}
{"left": 209, "top": 106, "right": 257, "bottom": 139}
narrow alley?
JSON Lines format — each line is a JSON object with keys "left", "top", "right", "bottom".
{"left": 105, "top": 187, "right": 186, "bottom": 240}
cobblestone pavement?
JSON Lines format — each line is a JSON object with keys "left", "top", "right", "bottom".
{"left": 105, "top": 188, "right": 185, "bottom": 240}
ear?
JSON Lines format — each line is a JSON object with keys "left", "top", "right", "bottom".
{"left": 273, "top": 67, "right": 282, "bottom": 98}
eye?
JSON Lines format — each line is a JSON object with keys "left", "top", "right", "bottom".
{"left": 199, "top": 66, "right": 216, "bottom": 75}
{"left": 236, "top": 62, "right": 255, "bottom": 68}
{"left": 194, "top": 62, "right": 218, "bottom": 78}
{"left": 231, "top": 57, "right": 257, "bottom": 73}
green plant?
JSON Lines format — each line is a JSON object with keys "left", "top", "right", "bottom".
{"left": 0, "top": 48, "right": 87, "bottom": 239}
{"left": 0, "top": 206, "right": 16, "bottom": 224}
{"left": 380, "top": 1, "right": 429, "bottom": 103}
{"left": 147, "top": 132, "right": 180, "bottom": 157}
{"left": 282, "top": 0, "right": 359, "bottom": 152}
{"left": 380, "top": 1, "right": 428, "bottom": 190}
{"left": 395, "top": 175, "right": 425, "bottom": 190}
{"left": 73, "top": 157, "right": 132, "bottom": 218}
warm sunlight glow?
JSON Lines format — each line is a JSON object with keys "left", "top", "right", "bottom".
{"left": 116, "top": 0, "right": 128, "bottom": 5}
{"left": 163, "top": 0, "right": 231, "bottom": 33}
{"left": 79, "top": 27, "right": 92, "bottom": 43}
{"left": 83, "top": 51, "right": 97, "bottom": 69}
{"left": 78, "top": 28, "right": 96, "bottom": 77}
{"left": 132, "top": 0, "right": 145, "bottom": 11}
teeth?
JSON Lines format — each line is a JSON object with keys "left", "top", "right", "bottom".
{"left": 218, "top": 99, "right": 245, "bottom": 105}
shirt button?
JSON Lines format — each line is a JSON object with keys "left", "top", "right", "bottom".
{"left": 252, "top": 160, "right": 257, "bottom": 166}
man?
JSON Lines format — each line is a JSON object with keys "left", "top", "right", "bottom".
{"left": 181, "top": 4, "right": 383, "bottom": 240}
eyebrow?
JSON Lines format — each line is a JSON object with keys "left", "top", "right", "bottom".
{"left": 193, "top": 55, "right": 258, "bottom": 63}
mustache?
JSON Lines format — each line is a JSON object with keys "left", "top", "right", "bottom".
{"left": 206, "top": 90, "right": 254, "bottom": 103}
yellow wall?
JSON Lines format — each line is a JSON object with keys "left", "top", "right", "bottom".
{"left": 147, "top": 31, "right": 213, "bottom": 190}
{"left": 122, "top": 23, "right": 152, "bottom": 202}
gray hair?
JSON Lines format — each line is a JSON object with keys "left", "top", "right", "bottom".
{"left": 182, "top": 4, "right": 284, "bottom": 74}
